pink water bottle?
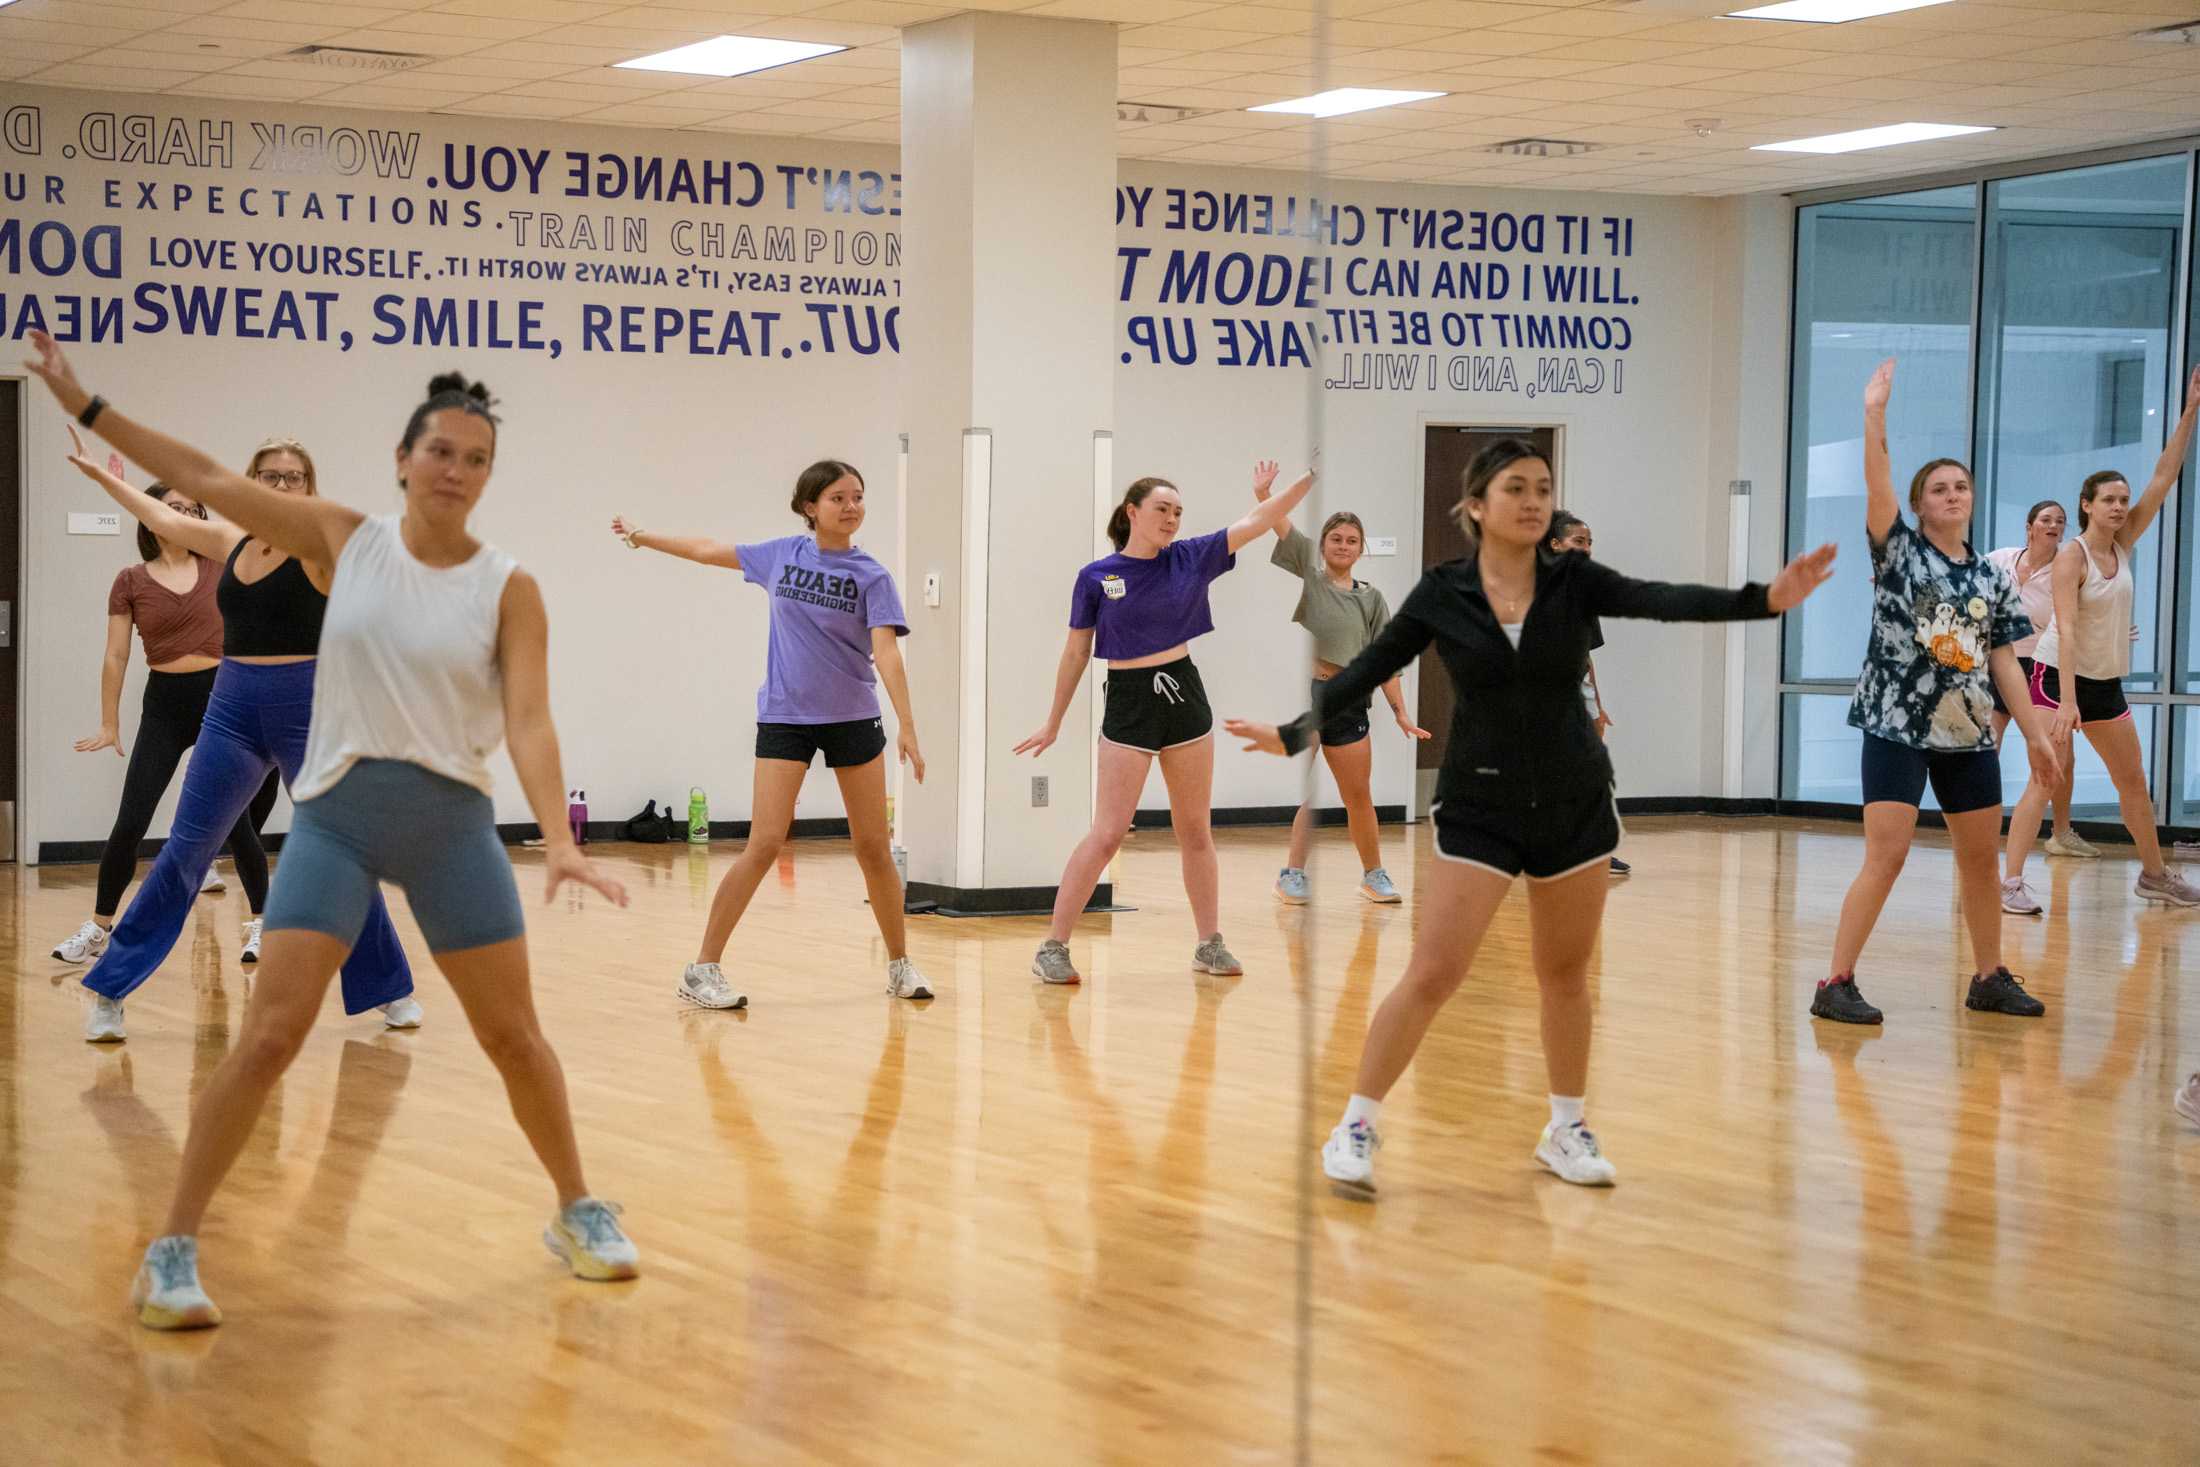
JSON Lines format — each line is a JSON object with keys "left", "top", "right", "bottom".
{"left": 568, "top": 789, "right": 588, "bottom": 845}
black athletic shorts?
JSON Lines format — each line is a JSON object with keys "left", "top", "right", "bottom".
{"left": 1431, "top": 789, "right": 1621, "bottom": 881}
{"left": 1101, "top": 656, "right": 1213, "bottom": 753}
{"left": 1312, "top": 676, "right": 1371, "bottom": 748}
{"left": 1858, "top": 732, "right": 2002, "bottom": 814}
{"left": 1991, "top": 655, "right": 2033, "bottom": 716}
{"left": 756, "top": 717, "right": 887, "bottom": 768}
{"left": 2030, "top": 663, "right": 2131, "bottom": 725}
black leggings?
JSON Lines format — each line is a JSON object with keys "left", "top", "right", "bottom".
{"left": 95, "top": 669, "right": 277, "bottom": 917}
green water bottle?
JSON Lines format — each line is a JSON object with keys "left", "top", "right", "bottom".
{"left": 687, "top": 786, "right": 709, "bottom": 844}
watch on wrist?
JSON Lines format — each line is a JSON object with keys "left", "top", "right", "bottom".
{"left": 77, "top": 395, "right": 108, "bottom": 430}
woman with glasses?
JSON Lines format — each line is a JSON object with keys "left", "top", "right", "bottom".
{"left": 49, "top": 468, "right": 274, "bottom": 968}
{"left": 71, "top": 436, "right": 419, "bottom": 1044}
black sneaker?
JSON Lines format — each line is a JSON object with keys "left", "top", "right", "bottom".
{"left": 1966, "top": 967, "right": 2045, "bottom": 1017}
{"left": 1608, "top": 856, "right": 1631, "bottom": 876}
{"left": 1811, "top": 976, "right": 1883, "bottom": 1025}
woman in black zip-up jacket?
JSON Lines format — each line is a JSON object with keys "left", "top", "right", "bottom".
{"left": 1228, "top": 438, "right": 1835, "bottom": 1198}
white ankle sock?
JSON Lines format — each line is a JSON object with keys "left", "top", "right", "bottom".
{"left": 1342, "top": 1094, "right": 1382, "bottom": 1130}
{"left": 1549, "top": 1095, "right": 1586, "bottom": 1130}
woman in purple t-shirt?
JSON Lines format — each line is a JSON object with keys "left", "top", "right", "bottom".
{"left": 1014, "top": 462, "right": 1317, "bottom": 985}
{"left": 611, "top": 460, "right": 930, "bottom": 1009}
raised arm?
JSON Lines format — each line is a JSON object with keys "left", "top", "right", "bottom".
{"left": 76, "top": 614, "right": 134, "bottom": 756}
{"left": 496, "top": 569, "right": 628, "bottom": 908}
{"left": 1249, "top": 460, "right": 1291, "bottom": 542}
{"left": 1013, "top": 627, "right": 1096, "bottom": 757}
{"left": 609, "top": 515, "right": 740, "bottom": 569}
{"left": 25, "top": 331, "right": 358, "bottom": 566}
{"left": 63, "top": 431, "right": 242, "bottom": 563}
{"left": 2121, "top": 365, "right": 2200, "bottom": 547}
{"left": 871, "top": 626, "right": 925, "bottom": 783}
{"left": 1227, "top": 463, "right": 1316, "bottom": 554}
{"left": 1862, "top": 360, "right": 1899, "bottom": 544}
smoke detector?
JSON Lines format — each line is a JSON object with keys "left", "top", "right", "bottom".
{"left": 1686, "top": 117, "right": 1724, "bottom": 137}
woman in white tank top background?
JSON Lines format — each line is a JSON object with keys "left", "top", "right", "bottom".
{"left": 1984, "top": 500, "right": 2096, "bottom": 867}
{"left": 24, "top": 330, "right": 641, "bottom": 1331}
{"left": 2002, "top": 366, "right": 2200, "bottom": 914}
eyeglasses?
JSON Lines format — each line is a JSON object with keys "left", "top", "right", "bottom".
{"left": 255, "top": 470, "right": 308, "bottom": 488}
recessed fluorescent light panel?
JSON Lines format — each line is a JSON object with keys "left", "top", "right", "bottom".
{"left": 1727, "top": 0, "right": 1953, "bottom": 20}
{"left": 1250, "top": 87, "right": 1444, "bottom": 119}
{"left": 616, "top": 35, "right": 844, "bottom": 78}
{"left": 1754, "top": 122, "right": 1994, "bottom": 155}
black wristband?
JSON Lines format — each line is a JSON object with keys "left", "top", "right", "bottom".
{"left": 77, "top": 395, "right": 107, "bottom": 430}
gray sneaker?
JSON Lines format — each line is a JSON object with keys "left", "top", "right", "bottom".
{"left": 1275, "top": 867, "right": 1311, "bottom": 905}
{"left": 2136, "top": 869, "right": 2200, "bottom": 908}
{"left": 886, "top": 956, "right": 933, "bottom": 1000}
{"left": 1031, "top": 939, "right": 1080, "bottom": 985}
{"left": 678, "top": 961, "right": 748, "bottom": 1010}
{"left": 2000, "top": 877, "right": 2043, "bottom": 916}
{"left": 1193, "top": 933, "right": 1243, "bottom": 976}
{"left": 1359, "top": 868, "right": 1401, "bottom": 904}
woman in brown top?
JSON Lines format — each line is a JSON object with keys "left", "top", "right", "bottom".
{"left": 49, "top": 475, "right": 271, "bottom": 965}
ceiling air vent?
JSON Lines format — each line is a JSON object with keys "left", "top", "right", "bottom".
{"left": 2130, "top": 18, "right": 2199, "bottom": 42}
{"left": 1482, "top": 138, "right": 1603, "bottom": 157}
{"left": 280, "top": 45, "right": 435, "bottom": 72}
{"left": 1118, "top": 102, "right": 1211, "bottom": 126}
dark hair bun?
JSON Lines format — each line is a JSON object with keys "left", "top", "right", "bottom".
{"left": 426, "top": 371, "right": 495, "bottom": 407}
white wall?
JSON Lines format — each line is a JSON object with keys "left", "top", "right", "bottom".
{"left": 4, "top": 84, "right": 1788, "bottom": 857}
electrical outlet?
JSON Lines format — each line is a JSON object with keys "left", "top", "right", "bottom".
{"left": 1032, "top": 775, "right": 1049, "bottom": 808}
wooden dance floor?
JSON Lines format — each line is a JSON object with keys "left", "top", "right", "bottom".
{"left": 3, "top": 816, "right": 2196, "bottom": 1464}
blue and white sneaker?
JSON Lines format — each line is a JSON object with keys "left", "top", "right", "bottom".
{"left": 544, "top": 1198, "right": 640, "bottom": 1281}
{"left": 1358, "top": 868, "right": 1401, "bottom": 904}
{"left": 132, "top": 1236, "right": 220, "bottom": 1330}
{"left": 1275, "top": 867, "right": 1311, "bottom": 905}
{"left": 1322, "top": 1120, "right": 1380, "bottom": 1197}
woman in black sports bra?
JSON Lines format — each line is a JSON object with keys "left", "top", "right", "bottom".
{"left": 73, "top": 435, "right": 418, "bottom": 1044}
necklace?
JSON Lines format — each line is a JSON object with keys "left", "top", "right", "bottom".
{"left": 1481, "top": 566, "right": 1532, "bottom": 620}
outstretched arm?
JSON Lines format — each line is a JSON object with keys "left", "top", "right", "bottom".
{"left": 1249, "top": 460, "right": 1291, "bottom": 542}
{"left": 1576, "top": 543, "right": 1836, "bottom": 623}
{"left": 1862, "top": 360, "right": 1899, "bottom": 545}
{"left": 24, "top": 331, "right": 360, "bottom": 566}
{"left": 1014, "top": 628, "right": 1096, "bottom": 757}
{"left": 2121, "top": 365, "right": 2200, "bottom": 547}
{"left": 609, "top": 515, "right": 741, "bottom": 569}
{"left": 1226, "top": 463, "right": 1316, "bottom": 553}
{"left": 497, "top": 569, "right": 628, "bottom": 908}
{"left": 1227, "top": 594, "right": 1438, "bottom": 758}
{"left": 63, "top": 429, "right": 243, "bottom": 563}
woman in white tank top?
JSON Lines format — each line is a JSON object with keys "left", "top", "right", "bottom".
{"left": 24, "top": 331, "right": 643, "bottom": 1331}
{"left": 1983, "top": 501, "right": 2094, "bottom": 861}
{"left": 2001, "top": 366, "right": 2200, "bottom": 914}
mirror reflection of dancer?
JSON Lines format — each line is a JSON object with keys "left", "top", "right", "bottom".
{"left": 1999, "top": 368, "right": 2200, "bottom": 917}
{"left": 612, "top": 459, "right": 929, "bottom": 1010}
{"left": 26, "top": 333, "right": 642, "bottom": 1328}
{"left": 49, "top": 473, "right": 273, "bottom": 967}
{"left": 1227, "top": 439, "right": 1835, "bottom": 1195}
{"left": 1253, "top": 459, "right": 1429, "bottom": 906}
{"left": 1813, "top": 361, "right": 2062, "bottom": 1028}
{"left": 63, "top": 435, "right": 420, "bottom": 1043}
{"left": 1983, "top": 500, "right": 2094, "bottom": 894}
{"left": 1018, "top": 463, "right": 1318, "bottom": 985}
{"left": 1546, "top": 511, "right": 1632, "bottom": 878}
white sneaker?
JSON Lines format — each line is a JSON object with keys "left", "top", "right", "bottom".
{"left": 52, "top": 919, "right": 111, "bottom": 965}
{"left": 678, "top": 961, "right": 747, "bottom": 1010}
{"left": 199, "top": 865, "right": 225, "bottom": 894}
{"left": 85, "top": 996, "right": 127, "bottom": 1044}
{"left": 543, "top": 1198, "right": 640, "bottom": 1281}
{"left": 132, "top": 1236, "right": 221, "bottom": 1331}
{"left": 2000, "top": 877, "right": 2044, "bottom": 916}
{"left": 2043, "top": 830, "right": 2101, "bottom": 859}
{"left": 1322, "top": 1120, "right": 1381, "bottom": 1198}
{"left": 240, "top": 918, "right": 263, "bottom": 965}
{"left": 1535, "top": 1120, "right": 1617, "bottom": 1187}
{"left": 886, "top": 956, "right": 933, "bottom": 1000}
{"left": 379, "top": 997, "right": 423, "bottom": 1029}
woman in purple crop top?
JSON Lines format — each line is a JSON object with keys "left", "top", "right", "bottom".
{"left": 1014, "top": 461, "right": 1317, "bottom": 985}
{"left": 612, "top": 460, "right": 930, "bottom": 1010}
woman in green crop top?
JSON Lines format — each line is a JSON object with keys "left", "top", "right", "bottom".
{"left": 1255, "top": 460, "right": 1431, "bottom": 905}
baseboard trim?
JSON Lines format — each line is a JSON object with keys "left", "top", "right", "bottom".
{"left": 1133, "top": 804, "right": 1408, "bottom": 830}
{"left": 903, "top": 881, "right": 1123, "bottom": 919}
